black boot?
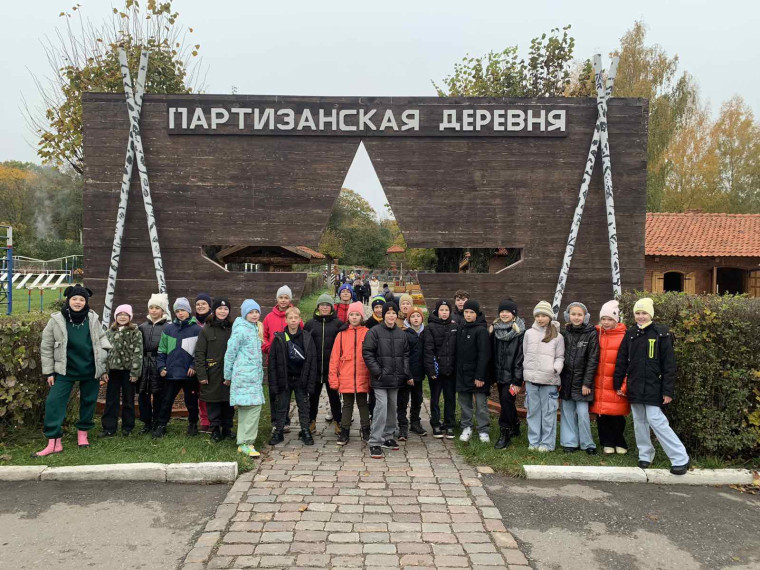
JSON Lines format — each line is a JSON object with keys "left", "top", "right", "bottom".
{"left": 410, "top": 422, "right": 428, "bottom": 436}
{"left": 211, "top": 426, "right": 222, "bottom": 442}
{"left": 494, "top": 428, "right": 512, "bottom": 450}
{"left": 152, "top": 425, "right": 166, "bottom": 439}
{"left": 361, "top": 427, "right": 370, "bottom": 443}
{"left": 140, "top": 423, "right": 152, "bottom": 435}
{"left": 298, "top": 428, "right": 314, "bottom": 446}
{"left": 269, "top": 429, "right": 284, "bottom": 446}
{"left": 187, "top": 422, "right": 198, "bottom": 437}
{"left": 337, "top": 428, "right": 350, "bottom": 446}
{"left": 222, "top": 427, "right": 234, "bottom": 440}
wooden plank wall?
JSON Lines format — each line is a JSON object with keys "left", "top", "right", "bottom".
{"left": 83, "top": 94, "right": 647, "bottom": 320}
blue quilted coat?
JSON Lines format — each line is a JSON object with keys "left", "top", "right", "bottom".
{"left": 224, "top": 318, "right": 266, "bottom": 407}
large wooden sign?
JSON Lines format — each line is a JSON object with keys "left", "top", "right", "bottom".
{"left": 83, "top": 94, "right": 647, "bottom": 318}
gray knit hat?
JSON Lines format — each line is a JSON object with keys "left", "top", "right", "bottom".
{"left": 316, "top": 293, "right": 334, "bottom": 307}
{"left": 173, "top": 297, "right": 192, "bottom": 313}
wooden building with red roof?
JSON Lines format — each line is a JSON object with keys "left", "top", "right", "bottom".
{"left": 646, "top": 212, "right": 760, "bottom": 296}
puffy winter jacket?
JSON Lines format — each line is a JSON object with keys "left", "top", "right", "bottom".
{"left": 362, "top": 323, "right": 411, "bottom": 390}
{"left": 328, "top": 324, "right": 371, "bottom": 394}
{"left": 40, "top": 311, "right": 110, "bottom": 379}
{"left": 334, "top": 302, "right": 351, "bottom": 323}
{"left": 365, "top": 314, "right": 384, "bottom": 330}
{"left": 194, "top": 317, "right": 233, "bottom": 403}
{"left": 490, "top": 317, "right": 525, "bottom": 386}
{"left": 157, "top": 317, "right": 201, "bottom": 380}
{"left": 403, "top": 322, "right": 426, "bottom": 381}
{"left": 522, "top": 322, "right": 565, "bottom": 386}
{"left": 455, "top": 320, "right": 491, "bottom": 393}
{"left": 590, "top": 323, "right": 630, "bottom": 416}
{"left": 305, "top": 310, "right": 342, "bottom": 383}
{"left": 613, "top": 322, "right": 676, "bottom": 406}
{"left": 106, "top": 323, "right": 143, "bottom": 377}
{"left": 560, "top": 323, "right": 600, "bottom": 402}
{"left": 224, "top": 317, "right": 266, "bottom": 407}
{"left": 423, "top": 315, "right": 458, "bottom": 378}
{"left": 138, "top": 317, "right": 168, "bottom": 395}
{"left": 268, "top": 326, "right": 318, "bottom": 394}
{"left": 262, "top": 305, "right": 288, "bottom": 354}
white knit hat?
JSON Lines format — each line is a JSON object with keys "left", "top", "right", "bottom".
{"left": 533, "top": 300, "right": 554, "bottom": 319}
{"left": 599, "top": 300, "right": 620, "bottom": 323}
{"left": 148, "top": 292, "right": 169, "bottom": 315}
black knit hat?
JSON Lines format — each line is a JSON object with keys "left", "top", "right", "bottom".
{"left": 463, "top": 299, "right": 480, "bottom": 314}
{"left": 64, "top": 284, "right": 92, "bottom": 300}
{"left": 212, "top": 297, "right": 230, "bottom": 311}
{"left": 434, "top": 299, "right": 451, "bottom": 317}
{"left": 498, "top": 298, "right": 518, "bottom": 315}
{"left": 196, "top": 292, "right": 212, "bottom": 305}
{"left": 371, "top": 297, "right": 386, "bottom": 309}
{"left": 383, "top": 302, "right": 399, "bottom": 317}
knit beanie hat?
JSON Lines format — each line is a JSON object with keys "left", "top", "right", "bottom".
{"left": 195, "top": 292, "right": 212, "bottom": 306}
{"left": 316, "top": 293, "right": 334, "bottom": 307}
{"left": 148, "top": 292, "right": 169, "bottom": 315}
{"left": 407, "top": 307, "right": 424, "bottom": 320}
{"left": 599, "top": 300, "right": 620, "bottom": 323}
{"left": 337, "top": 283, "right": 354, "bottom": 298}
{"left": 383, "top": 302, "right": 399, "bottom": 317}
{"left": 633, "top": 297, "right": 655, "bottom": 319}
{"left": 212, "top": 297, "right": 231, "bottom": 312}
{"left": 241, "top": 299, "right": 261, "bottom": 317}
{"left": 498, "top": 298, "right": 518, "bottom": 315}
{"left": 399, "top": 293, "right": 414, "bottom": 307}
{"left": 433, "top": 299, "right": 451, "bottom": 317}
{"left": 371, "top": 296, "right": 386, "bottom": 309}
{"left": 64, "top": 284, "right": 92, "bottom": 300}
{"left": 276, "top": 285, "right": 293, "bottom": 300}
{"left": 533, "top": 300, "right": 554, "bottom": 319}
{"left": 174, "top": 297, "right": 192, "bottom": 313}
{"left": 463, "top": 299, "right": 480, "bottom": 314}
{"left": 347, "top": 301, "right": 365, "bottom": 318}
{"left": 114, "top": 304, "right": 133, "bottom": 320}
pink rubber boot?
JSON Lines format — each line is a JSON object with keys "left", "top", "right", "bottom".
{"left": 77, "top": 430, "right": 90, "bottom": 448}
{"left": 32, "top": 438, "right": 62, "bottom": 458}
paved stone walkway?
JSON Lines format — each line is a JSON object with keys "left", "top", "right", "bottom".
{"left": 182, "top": 395, "right": 531, "bottom": 569}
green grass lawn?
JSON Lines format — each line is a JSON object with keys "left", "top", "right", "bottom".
{"left": 2, "top": 288, "right": 62, "bottom": 316}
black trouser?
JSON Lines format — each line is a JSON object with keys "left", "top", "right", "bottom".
{"left": 429, "top": 373, "right": 456, "bottom": 429}
{"left": 341, "top": 392, "right": 370, "bottom": 429}
{"left": 273, "top": 380, "right": 310, "bottom": 431}
{"left": 498, "top": 383, "right": 520, "bottom": 433}
{"left": 207, "top": 401, "right": 235, "bottom": 430}
{"left": 597, "top": 414, "right": 628, "bottom": 449}
{"left": 268, "top": 376, "right": 290, "bottom": 427}
{"left": 310, "top": 381, "right": 342, "bottom": 423}
{"left": 138, "top": 392, "right": 163, "bottom": 428}
{"left": 397, "top": 378, "right": 424, "bottom": 428}
{"left": 102, "top": 369, "right": 136, "bottom": 433}
{"left": 157, "top": 378, "right": 199, "bottom": 427}
{"left": 368, "top": 388, "right": 376, "bottom": 416}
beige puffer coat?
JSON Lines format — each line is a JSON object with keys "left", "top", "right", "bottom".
{"left": 522, "top": 321, "right": 565, "bottom": 386}
{"left": 40, "top": 311, "right": 111, "bottom": 379}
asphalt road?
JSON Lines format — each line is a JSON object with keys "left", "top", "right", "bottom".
{"left": 0, "top": 480, "right": 230, "bottom": 570}
{"left": 485, "top": 474, "right": 760, "bottom": 570}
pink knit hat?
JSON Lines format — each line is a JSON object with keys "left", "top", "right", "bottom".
{"left": 599, "top": 300, "right": 620, "bottom": 323}
{"left": 114, "top": 304, "right": 133, "bottom": 320}
{"left": 347, "top": 301, "right": 365, "bottom": 318}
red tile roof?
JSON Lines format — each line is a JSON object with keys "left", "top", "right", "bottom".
{"left": 386, "top": 245, "right": 405, "bottom": 254}
{"left": 646, "top": 212, "right": 760, "bottom": 257}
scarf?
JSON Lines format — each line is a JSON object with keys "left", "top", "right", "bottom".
{"left": 63, "top": 303, "right": 89, "bottom": 325}
{"left": 195, "top": 311, "right": 210, "bottom": 325}
{"left": 493, "top": 316, "right": 525, "bottom": 341}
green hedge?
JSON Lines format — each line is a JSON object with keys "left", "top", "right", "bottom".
{"left": 619, "top": 292, "right": 760, "bottom": 459}
{"left": 0, "top": 313, "right": 50, "bottom": 434}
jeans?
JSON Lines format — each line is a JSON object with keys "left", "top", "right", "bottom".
{"left": 369, "top": 387, "right": 398, "bottom": 446}
{"left": 273, "top": 381, "right": 310, "bottom": 432}
{"left": 310, "top": 381, "right": 342, "bottom": 423}
{"left": 430, "top": 374, "right": 456, "bottom": 429}
{"left": 207, "top": 401, "right": 234, "bottom": 430}
{"left": 497, "top": 383, "right": 520, "bottom": 433}
{"left": 43, "top": 376, "right": 99, "bottom": 439}
{"left": 458, "top": 391, "right": 490, "bottom": 433}
{"left": 397, "top": 378, "right": 423, "bottom": 427}
{"left": 560, "top": 399, "right": 595, "bottom": 450}
{"left": 341, "top": 392, "right": 370, "bottom": 429}
{"left": 525, "top": 381, "right": 559, "bottom": 450}
{"left": 597, "top": 414, "right": 628, "bottom": 449}
{"left": 156, "top": 378, "right": 199, "bottom": 427}
{"left": 631, "top": 404, "right": 689, "bottom": 466}
{"left": 102, "top": 369, "right": 136, "bottom": 433}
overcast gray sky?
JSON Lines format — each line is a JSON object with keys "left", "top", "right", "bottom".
{"left": 2, "top": 0, "right": 758, "bottom": 215}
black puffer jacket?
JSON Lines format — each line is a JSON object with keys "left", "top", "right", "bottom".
{"left": 452, "top": 309, "right": 487, "bottom": 328}
{"left": 490, "top": 317, "right": 525, "bottom": 386}
{"left": 362, "top": 323, "right": 411, "bottom": 389}
{"left": 268, "top": 326, "right": 318, "bottom": 394}
{"left": 613, "top": 322, "right": 676, "bottom": 406}
{"left": 404, "top": 325, "right": 426, "bottom": 381}
{"left": 455, "top": 320, "right": 491, "bottom": 393}
{"left": 138, "top": 317, "right": 168, "bottom": 395}
{"left": 304, "top": 310, "right": 343, "bottom": 385}
{"left": 194, "top": 316, "right": 233, "bottom": 403}
{"left": 424, "top": 315, "right": 457, "bottom": 378}
{"left": 560, "top": 323, "right": 600, "bottom": 401}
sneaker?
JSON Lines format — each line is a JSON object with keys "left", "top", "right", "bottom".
{"left": 585, "top": 447, "right": 598, "bottom": 456}
{"left": 602, "top": 446, "right": 616, "bottom": 455}
{"left": 369, "top": 446, "right": 384, "bottom": 459}
{"left": 563, "top": 446, "right": 580, "bottom": 453}
{"left": 537, "top": 445, "right": 550, "bottom": 453}
{"left": 528, "top": 445, "right": 538, "bottom": 451}
{"left": 298, "top": 428, "right": 315, "bottom": 446}
{"left": 615, "top": 447, "right": 628, "bottom": 455}
{"left": 337, "top": 428, "right": 350, "bottom": 446}
{"left": 445, "top": 428, "right": 455, "bottom": 439}
{"left": 238, "top": 444, "right": 260, "bottom": 458}
{"left": 670, "top": 461, "right": 690, "bottom": 476}
{"left": 410, "top": 422, "right": 428, "bottom": 436}
{"left": 478, "top": 432, "right": 490, "bottom": 443}
{"left": 361, "top": 427, "right": 370, "bottom": 443}
{"left": 152, "top": 425, "right": 166, "bottom": 439}
{"left": 432, "top": 426, "right": 444, "bottom": 439}
{"left": 638, "top": 460, "right": 651, "bottom": 469}
{"left": 140, "top": 424, "right": 152, "bottom": 435}
{"left": 397, "top": 426, "right": 408, "bottom": 441}
{"left": 98, "top": 430, "right": 116, "bottom": 438}
{"left": 199, "top": 424, "right": 212, "bottom": 434}
{"left": 121, "top": 430, "right": 132, "bottom": 437}
{"left": 325, "top": 412, "right": 333, "bottom": 422}
{"left": 187, "top": 423, "right": 198, "bottom": 437}
{"left": 382, "top": 439, "right": 399, "bottom": 450}
{"left": 459, "top": 427, "right": 473, "bottom": 442}
{"left": 283, "top": 424, "right": 291, "bottom": 434}
{"left": 211, "top": 427, "right": 223, "bottom": 442}
{"left": 269, "top": 429, "right": 284, "bottom": 446}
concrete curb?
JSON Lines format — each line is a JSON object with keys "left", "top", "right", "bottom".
{"left": 0, "top": 462, "right": 238, "bottom": 483}
{"left": 523, "top": 464, "right": 756, "bottom": 486}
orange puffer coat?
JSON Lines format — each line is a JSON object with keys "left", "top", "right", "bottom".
{"left": 590, "top": 323, "right": 630, "bottom": 417}
{"left": 328, "top": 324, "right": 371, "bottom": 394}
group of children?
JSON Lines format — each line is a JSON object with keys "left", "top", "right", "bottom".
{"left": 34, "top": 283, "right": 690, "bottom": 474}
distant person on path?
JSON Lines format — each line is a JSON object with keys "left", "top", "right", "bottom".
{"left": 370, "top": 275, "right": 380, "bottom": 298}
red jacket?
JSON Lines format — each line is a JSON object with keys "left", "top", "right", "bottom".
{"left": 590, "top": 323, "right": 630, "bottom": 417}
{"left": 334, "top": 302, "right": 350, "bottom": 323}
{"left": 262, "top": 305, "right": 302, "bottom": 354}
{"left": 328, "top": 325, "right": 371, "bottom": 394}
